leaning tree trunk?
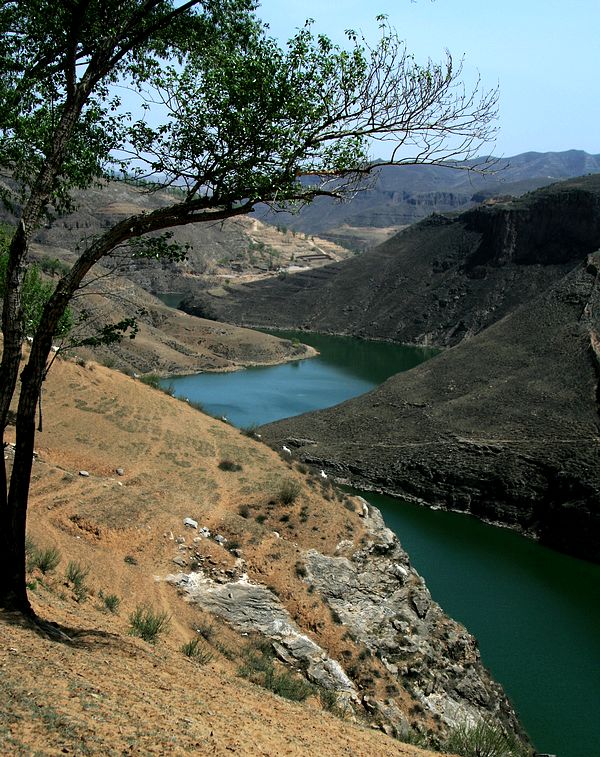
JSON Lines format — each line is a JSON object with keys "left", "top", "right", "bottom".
{"left": 0, "top": 332, "right": 52, "bottom": 614}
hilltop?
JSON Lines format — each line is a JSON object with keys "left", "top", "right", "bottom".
{"left": 1, "top": 351, "right": 526, "bottom": 755}
{"left": 254, "top": 149, "right": 600, "bottom": 250}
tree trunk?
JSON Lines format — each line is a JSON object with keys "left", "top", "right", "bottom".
{"left": 0, "top": 336, "right": 49, "bottom": 614}
{"left": 0, "top": 412, "right": 35, "bottom": 614}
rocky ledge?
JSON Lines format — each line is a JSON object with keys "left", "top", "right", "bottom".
{"left": 167, "top": 500, "right": 527, "bottom": 749}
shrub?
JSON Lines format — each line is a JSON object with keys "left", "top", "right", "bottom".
{"left": 218, "top": 459, "right": 242, "bottom": 472}
{"left": 278, "top": 480, "right": 301, "bottom": 505}
{"left": 238, "top": 504, "right": 251, "bottom": 518}
{"left": 255, "top": 514, "right": 267, "bottom": 524}
{"left": 268, "top": 670, "right": 314, "bottom": 701}
{"left": 239, "top": 644, "right": 315, "bottom": 702}
{"left": 66, "top": 560, "right": 89, "bottom": 587}
{"left": 139, "top": 373, "right": 161, "bottom": 389}
{"left": 24, "top": 535, "right": 37, "bottom": 559}
{"left": 129, "top": 604, "right": 170, "bottom": 643}
{"left": 240, "top": 423, "right": 259, "bottom": 438}
{"left": 445, "top": 720, "right": 531, "bottom": 757}
{"left": 124, "top": 555, "right": 137, "bottom": 565}
{"left": 101, "top": 593, "right": 120, "bottom": 614}
{"left": 30, "top": 545, "right": 61, "bottom": 574}
{"left": 294, "top": 561, "right": 307, "bottom": 579}
{"left": 181, "top": 637, "right": 214, "bottom": 665}
{"left": 195, "top": 622, "right": 215, "bottom": 641}
{"left": 319, "top": 687, "right": 344, "bottom": 715}
{"left": 66, "top": 561, "right": 90, "bottom": 602}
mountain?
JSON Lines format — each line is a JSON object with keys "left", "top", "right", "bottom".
{"left": 259, "top": 251, "right": 600, "bottom": 562}
{"left": 254, "top": 150, "right": 600, "bottom": 250}
{"left": 0, "top": 176, "right": 353, "bottom": 299}
{"left": 183, "top": 175, "right": 600, "bottom": 562}
{"left": 182, "top": 175, "right": 600, "bottom": 348}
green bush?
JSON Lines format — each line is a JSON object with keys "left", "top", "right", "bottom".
{"left": 66, "top": 561, "right": 90, "bottom": 602}
{"left": 195, "top": 622, "right": 215, "bottom": 641}
{"left": 101, "top": 592, "right": 120, "bottom": 614}
{"left": 30, "top": 545, "right": 61, "bottom": 574}
{"left": 181, "top": 637, "right": 214, "bottom": 665}
{"left": 294, "top": 561, "right": 307, "bottom": 578}
{"left": 445, "top": 720, "right": 531, "bottom": 757}
{"left": 139, "top": 373, "right": 161, "bottom": 389}
{"left": 239, "top": 644, "right": 315, "bottom": 702}
{"left": 129, "top": 604, "right": 170, "bottom": 643}
{"left": 66, "top": 560, "right": 89, "bottom": 587}
{"left": 278, "top": 480, "right": 301, "bottom": 505}
{"left": 240, "top": 423, "right": 259, "bottom": 437}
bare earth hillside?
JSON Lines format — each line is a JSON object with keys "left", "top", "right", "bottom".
{"left": 1, "top": 353, "right": 523, "bottom": 755}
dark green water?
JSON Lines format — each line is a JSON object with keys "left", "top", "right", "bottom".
{"left": 365, "top": 492, "right": 600, "bottom": 757}
{"left": 162, "top": 330, "right": 600, "bottom": 757}
{"left": 156, "top": 292, "right": 185, "bottom": 308}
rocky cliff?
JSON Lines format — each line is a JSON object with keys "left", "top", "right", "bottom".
{"left": 167, "top": 498, "right": 526, "bottom": 748}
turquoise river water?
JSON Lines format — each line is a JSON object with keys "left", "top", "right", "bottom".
{"left": 162, "top": 329, "right": 600, "bottom": 757}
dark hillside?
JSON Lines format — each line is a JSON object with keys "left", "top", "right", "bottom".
{"left": 260, "top": 251, "right": 600, "bottom": 562}
{"left": 184, "top": 175, "right": 600, "bottom": 348}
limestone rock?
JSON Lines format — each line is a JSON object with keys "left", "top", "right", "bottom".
{"left": 166, "top": 572, "right": 356, "bottom": 699}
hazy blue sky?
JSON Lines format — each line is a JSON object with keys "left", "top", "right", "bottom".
{"left": 256, "top": 0, "right": 600, "bottom": 159}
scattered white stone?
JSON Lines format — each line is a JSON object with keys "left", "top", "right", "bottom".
{"left": 214, "top": 534, "right": 227, "bottom": 546}
{"left": 272, "top": 531, "right": 280, "bottom": 539}
{"left": 79, "top": 470, "right": 90, "bottom": 477}
{"left": 115, "top": 467, "right": 124, "bottom": 476}
{"left": 193, "top": 536, "right": 202, "bottom": 543}
{"left": 199, "top": 527, "right": 211, "bottom": 538}
{"left": 183, "top": 517, "right": 198, "bottom": 529}
{"left": 392, "top": 563, "right": 408, "bottom": 579}
{"left": 172, "top": 556, "right": 187, "bottom": 567}
{"left": 175, "top": 536, "right": 186, "bottom": 544}
{"left": 50, "top": 345, "right": 59, "bottom": 353}
{"left": 282, "top": 445, "right": 291, "bottom": 455}
{"left": 319, "top": 469, "right": 328, "bottom": 479}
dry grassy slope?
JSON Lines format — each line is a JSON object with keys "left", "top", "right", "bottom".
{"left": 1, "top": 354, "right": 448, "bottom": 757}
{"left": 29, "top": 246, "right": 316, "bottom": 376}
{"left": 20, "top": 180, "right": 353, "bottom": 294}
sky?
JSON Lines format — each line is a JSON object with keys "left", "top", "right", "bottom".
{"left": 255, "top": 0, "right": 600, "bottom": 159}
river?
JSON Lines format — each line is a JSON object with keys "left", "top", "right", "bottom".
{"left": 161, "top": 329, "right": 600, "bottom": 757}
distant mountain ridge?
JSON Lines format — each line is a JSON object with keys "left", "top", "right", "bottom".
{"left": 254, "top": 150, "right": 600, "bottom": 249}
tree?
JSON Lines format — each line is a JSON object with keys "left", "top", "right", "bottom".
{"left": 0, "top": 0, "right": 498, "bottom": 618}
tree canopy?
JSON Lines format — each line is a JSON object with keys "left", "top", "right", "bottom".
{"left": 0, "top": 0, "right": 498, "bottom": 617}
